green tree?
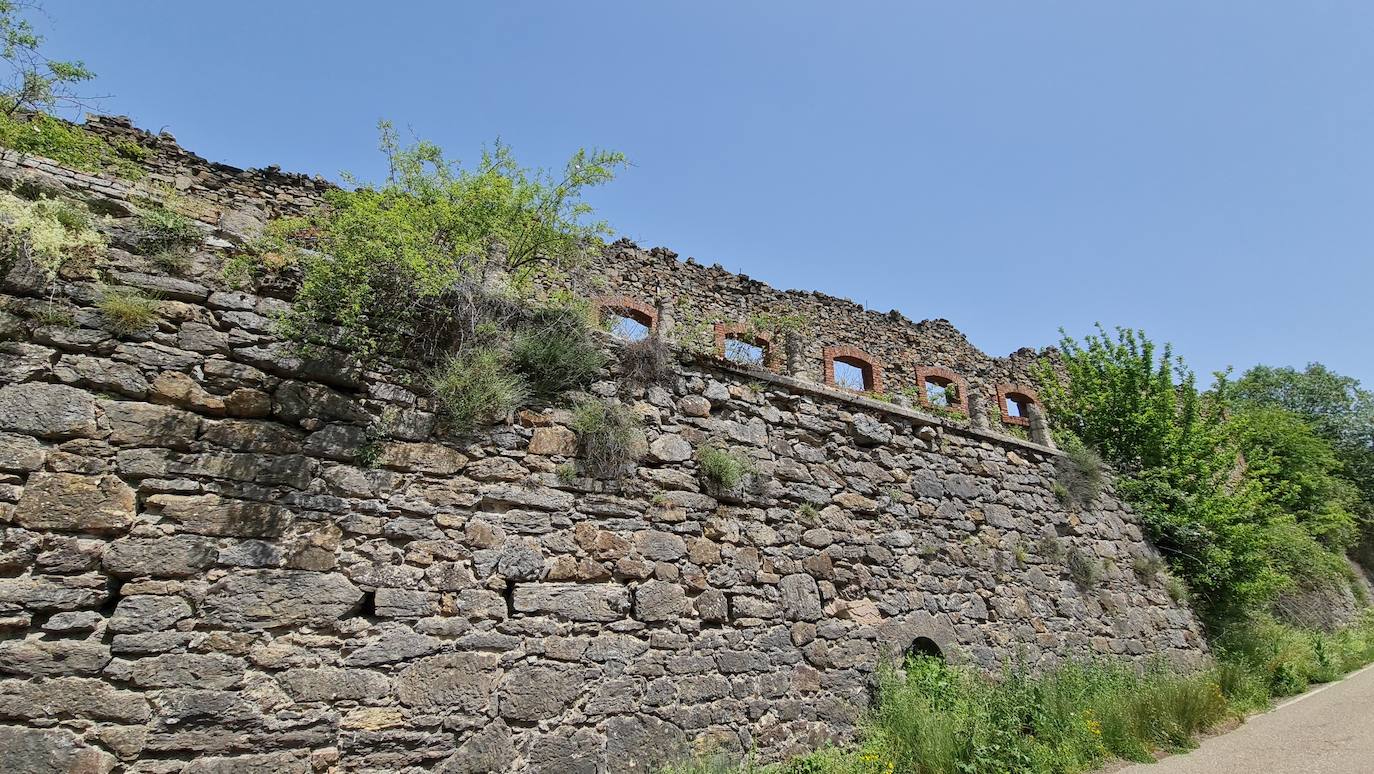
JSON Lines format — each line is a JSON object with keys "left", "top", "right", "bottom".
{"left": 0, "top": 1, "right": 95, "bottom": 117}
{"left": 1234, "top": 363, "right": 1374, "bottom": 520}
{"left": 277, "top": 121, "right": 626, "bottom": 365}
{"left": 1036, "top": 326, "right": 1287, "bottom": 622}
{"left": 1229, "top": 404, "right": 1361, "bottom": 552}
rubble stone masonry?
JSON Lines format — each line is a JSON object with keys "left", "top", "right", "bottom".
{"left": 0, "top": 118, "right": 1205, "bottom": 773}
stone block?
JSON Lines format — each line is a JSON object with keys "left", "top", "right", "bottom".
{"left": 14, "top": 472, "right": 136, "bottom": 534}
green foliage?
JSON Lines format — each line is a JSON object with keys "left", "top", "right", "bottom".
{"left": 1212, "top": 613, "right": 1374, "bottom": 706}
{"left": 0, "top": 189, "right": 103, "bottom": 281}
{"left": 0, "top": 2, "right": 95, "bottom": 118}
{"left": 427, "top": 346, "right": 526, "bottom": 431}
{"left": 96, "top": 285, "right": 158, "bottom": 336}
{"left": 135, "top": 204, "right": 202, "bottom": 253}
{"left": 660, "top": 613, "right": 1374, "bottom": 774}
{"left": 555, "top": 463, "right": 577, "bottom": 485}
{"left": 0, "top": 112, "right": 146, "bottom": 179}
{"left": 570, "top": 399, "right": 642, "bottom": 479}
{"left": 0, "top": 112, "right": 146, "bottom": 178}
{"left": 1234, "top": 363, "right": 1374, "bottom": 543}
{"left": 510, "top": 306, "right": 609, "bottom": 397}
{"left": 697, "top": 444, "right": 753, "bottom": 492}
{"left": 276, "top": 121, "right": 625, "bottom": 365}
{"left": 1036, "top": 325, "right": 1317, "bottom": 624}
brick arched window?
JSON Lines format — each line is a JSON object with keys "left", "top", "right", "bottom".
{"left": 713, "top": 322, "right": 777, "bottom": 370}
{"left": 823, "top": 345, "right": 883, "bottom": 393}
{"left": 594, "top": 295, "right": 657, "bottom": 341}
{"left": 995, "top": 384, "right": 1041, "bottom": 427}
{"left": 915, "top": 367, "right": 969, "bottom": 415}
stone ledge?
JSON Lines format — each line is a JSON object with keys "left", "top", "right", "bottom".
{"left": 685, "top": 352, "right": 1062, "bottom": 457}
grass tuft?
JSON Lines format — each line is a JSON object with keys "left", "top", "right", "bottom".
{"left": 697, "top": 444, "right": 753, "bottom": 492}
{"left": 570, "top": 398, "right": 643, "bottom": 478}
{"left": 427, "top": 346, "right": 527, "bottom": 431}
{"left": 96, "top": 285, "right": 159, "bottom": 336}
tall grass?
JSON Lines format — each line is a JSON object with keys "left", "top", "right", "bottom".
{"left": 657, "top": 612, "right": 1374, "bottom": 774}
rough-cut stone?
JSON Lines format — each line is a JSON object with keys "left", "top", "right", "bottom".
{"left": 103, "top": 400, "right": 201, "bottom": 447}
{"left": 148, "top": 493, "right": 292, "bottom": 537}
{"left": 528, "top": 426, "right": 577, "bottom": 455}
{"left": 0, "top": 431, "right": 45, "bottom": 471}
{"left": 780, "top": 573, "right": 823, "bottom": 621}
{"left": 439, "top": 720, "right": 517, "bottom": 774}
{"left": 513, "top": 583, "right": 631, "bottom": 622}
{"left": 14, "top": 473, "right": 136, "bottom": 534}
{"left": 201, "top": 570, "right": 362, "bottom": 629}
{"left": 396, "top": 652, "right": 499, "bottom": 711}
{"left": 0, "top": 638, "right": 110, "bottom": 676}
{"left": 633, "top": 580, "right": 689, "bottom": 622}
{"left": 648, "top": 433, "right": 692, "bottom": 462}
{"left": 0, "top": 725, "right": 116, "bottom": 774}
{"left": 500, "top": 665, "right": 584, "bottom": 721}
{"left": 124, "top": 653, "right": 243, "bottom": 689}
{"left": 0, "top": 382, "right": 98, "bottom": 438}
{"left": 279, "top": 667, "right": 391, "bottom": 702}
{"left": 103, "top": 535, "right": 216, "bottom": 577}
{"left": 0, "top": 676, "right": 150, "bottom": 723}
{"left": 377, "top": 441, "right": 468, "bottom": 474}
{"left": 110, "top": 594, "right": 192, "bottom": 633}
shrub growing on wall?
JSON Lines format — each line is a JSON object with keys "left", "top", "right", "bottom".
{"left": 0, "top": 189, "right": 104, "bottom": 282}
{"left": 273, "top": 121, "right": 626, "bottom": 366}
{"left": 570, "top": 398, "right": 642, "bottom": 478}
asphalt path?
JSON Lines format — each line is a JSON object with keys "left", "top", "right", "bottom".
{"left": 1114, "top": 663, "right": 1374, "bottom": 774}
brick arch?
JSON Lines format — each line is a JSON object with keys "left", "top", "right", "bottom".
{"left": 593, "top": 295, "right": 657, "bottom": 333}
{"left": 713, "top": 322, "right": 779, "bottom": 371}
{"left": 823, "top": 345, "right": 883, "bottom": 393}
{"left": 995, "top": 384, "right": 1041, "bottom": 427}
{"left": 914, "top": 366, "right": 970, "bottom": 415}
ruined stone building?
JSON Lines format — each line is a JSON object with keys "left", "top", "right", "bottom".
{"left": 0, "top": 118, "right": 1205, "bottom": 773}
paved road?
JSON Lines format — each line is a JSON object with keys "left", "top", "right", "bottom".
{"left": 1115, "top": 664, "right": 1374, "bottom": 774}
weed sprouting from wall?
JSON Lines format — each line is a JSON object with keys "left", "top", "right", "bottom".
{"left": 96, "top": 285, "right": 159, "bottom": 336}
{"left": 428, "top": 346, "right": 527, "bottom": 431}
{"left": 620, "top": 335, "right": 675, "bottom": 386}
{"left": 571, "top": 398, "right": 643, "bottom": 479}
{"left": 697, "top": 444, "right": 753, "bottom": 492}
{"left": 1054, "top": 436, "right": 1105, "bottom": 508}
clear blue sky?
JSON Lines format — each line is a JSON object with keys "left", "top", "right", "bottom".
{"left": 41, "top": 2, "right": 1374, "bottom": 386}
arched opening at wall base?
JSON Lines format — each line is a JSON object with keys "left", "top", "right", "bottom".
{"left": 905, "top": 636, "right": 945, "bottom": 663}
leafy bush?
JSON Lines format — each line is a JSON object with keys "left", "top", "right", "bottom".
{"left": 96, "top": 285, "right": 158, "bottom": 335}
{"left": 697, "top": 445, "right": 753, "bottom": 492}
{"left": 0, "top": 189, "right": 104, "bottom": 281}
{"left": 570, "top": 399, "right": 642, "bottom": 478}
{"left": 274, "top": 121, "right": 625, "bottom": 366}
{"left": 620, "top": 335, "right": 676, "bottom": 386}
{"left": 1035, "top": 325, "right": 1346, "bottom": 625}
{"left": 427, "top": 346, "right": 526, "bottom": 431}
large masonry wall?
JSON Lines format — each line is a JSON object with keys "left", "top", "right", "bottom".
{"left": 0, "top": 126, "right": 1205, "bottom": 774}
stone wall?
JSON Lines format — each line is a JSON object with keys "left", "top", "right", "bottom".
{"left": 0, "top": 132, "right": 1206, "bottom": 773}
{"left": 558, "top": 241, "right": 1055, "bottom": 428}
